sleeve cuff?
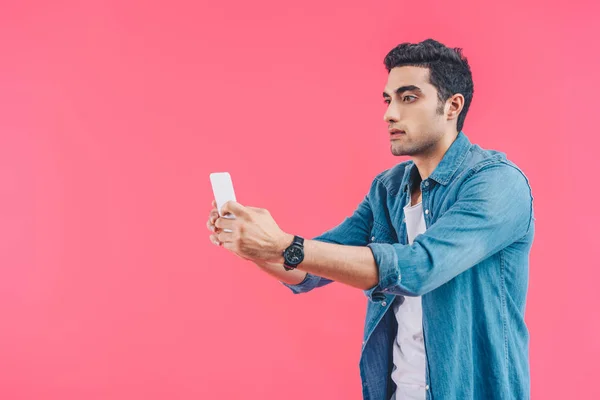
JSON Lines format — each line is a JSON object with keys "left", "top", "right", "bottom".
{"left": 365, "top": 243, "right": 400, "bottom": 298}
{"left": 280, "top": 272, "right": 322, "bottom": 294}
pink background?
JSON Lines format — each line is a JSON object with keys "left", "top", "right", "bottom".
{"left": 1, "top": 1, "right": 598, "bottom": 399}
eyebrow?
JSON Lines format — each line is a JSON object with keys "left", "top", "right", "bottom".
{"left": 382, "top": 85, "right": 423, "bottom": 98}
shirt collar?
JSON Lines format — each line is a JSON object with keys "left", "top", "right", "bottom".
{"left": 402, "top": 131, "right": 472, "bottom": 193}
{"left": 429, "top": 131, "right": 472, "bottom": 185}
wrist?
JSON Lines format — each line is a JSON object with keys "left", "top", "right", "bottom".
{"left": 275, "top": 233, "right": 295, "bottom": 263}
{"left": 282, "top": 234, "right": 305, "bottom": 271}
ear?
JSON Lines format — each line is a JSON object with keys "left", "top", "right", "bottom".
{"left": 446, "top": 93, "right": 465, "bottom": 122}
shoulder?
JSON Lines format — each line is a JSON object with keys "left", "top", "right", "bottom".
{"left": 462, "top": 145, "right": 532, "bottom": 191}
{"left": 370, "top": 160, "right": 413, "bottom": 196}
{"left": 459, "top": 145, "right": 534, "bottom": 231}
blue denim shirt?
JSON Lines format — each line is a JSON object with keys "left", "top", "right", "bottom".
{"left": 282, "top": 132, "right": 535, "bottom": 400}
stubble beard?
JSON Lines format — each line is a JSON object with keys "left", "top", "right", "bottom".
{"left": 390, "top": 135, "right": 439, "bottom": 157}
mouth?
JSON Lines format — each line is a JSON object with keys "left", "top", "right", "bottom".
{"left": 389, "top": 129, "right": 406, "bottom": 139}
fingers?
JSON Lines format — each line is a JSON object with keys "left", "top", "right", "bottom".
{"left": 207, "top": 198, "right": 221, "bottom": 233}
{"left": 207, "top": 209, "right": 220, "bottom": 232}
{"left": 209, "top": 233, "right": 221, "bottom": 246}
{"left": 216, "top": 230, "right": 233, "bottom": 243}
{"left": 209, "top": 225, "right": 233, "bottom": 246}
{"left": 214, "top": 216, "right": 235, "bottom": 230}
{"left": 209, "top": 200, "right": 237, "bottom": 247}
{"left": 209, "top": 231, "right": 232, "bottom": 246}
{"left": 210, "top": 209, "right": 219, "bottom": 224}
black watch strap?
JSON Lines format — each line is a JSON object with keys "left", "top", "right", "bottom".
{"left": 292, "top": 236, "right": 304, "bottom": 246}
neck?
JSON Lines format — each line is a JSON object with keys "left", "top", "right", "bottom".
{"left": 412, "top": 131, "right": 458, "bottom": 181}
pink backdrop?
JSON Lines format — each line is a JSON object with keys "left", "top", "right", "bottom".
{"left": 1, "top": 1, "right": 599, "bottom": 399}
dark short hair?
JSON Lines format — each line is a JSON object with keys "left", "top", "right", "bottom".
{"left": 383, "top": 39, "right": 474, "bottom": 133}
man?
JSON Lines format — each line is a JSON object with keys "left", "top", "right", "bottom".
{"left": 207, "top": 39, "right": 534, "bottom": 400}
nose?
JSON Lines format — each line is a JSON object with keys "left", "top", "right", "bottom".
{"left": 383, "top": 103, "right": 399, "bottom": 124}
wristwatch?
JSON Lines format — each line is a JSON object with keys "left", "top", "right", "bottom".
{"left": 282, "top": 235, "right": 305, "bottom": 271}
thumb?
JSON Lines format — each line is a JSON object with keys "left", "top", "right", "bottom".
{"left": 221, "top": 200, "right": 245, "bottom": 217}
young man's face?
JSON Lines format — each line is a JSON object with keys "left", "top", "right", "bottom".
{"left": 383, "top": 66, "right": 449, "bottom": 157}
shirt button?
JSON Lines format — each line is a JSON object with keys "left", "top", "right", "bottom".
{"left": 424, "top": 181, "right": 429, "bottom": 187}
{"left": 381, "top": 301, "right": 387, "bottom": 306}
{"left": 371, "top": 236, "right": 376, "bottom": 241}
{"left": 425, "top": 209, "right": 429, "bottom": 215}
{"left": 425, "top": 385, "right": 430, "bottom": 390}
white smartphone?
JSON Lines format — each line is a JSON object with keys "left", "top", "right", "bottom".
{"left": 210, "top": 172, "right": 236, "bottom": 232}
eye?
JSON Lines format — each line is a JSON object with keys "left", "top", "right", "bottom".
{"left": 403, "top": 95, "right": 416, "bottom": 102}
{"left": 383, "top": 99, "right": 391, "bottom": 105}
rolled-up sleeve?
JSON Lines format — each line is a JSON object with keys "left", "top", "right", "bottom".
{"left": 280, "top": 272, "right": 333, "bottom": 294}
{"left": 365, "top": 164, "right": 534, "bottom": 298}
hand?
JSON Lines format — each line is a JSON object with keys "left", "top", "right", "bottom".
{"left": 208, "top": 200, "right": 253, "bottom": 262}
{"left": 213, "top": 200, "right": 293, "bottom": 263}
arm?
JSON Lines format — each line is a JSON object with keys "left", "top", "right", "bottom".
{"left": 254, "top": 260, "right": 307, "bottom": 285}
{"left": 273, "top": 185, "right": 375, "bottom": 294}
{"left": 209, "top": 191, "right": 374, "bottom": 290}
{"left": 292, "top": 164, "right": 534, "bottom": 297}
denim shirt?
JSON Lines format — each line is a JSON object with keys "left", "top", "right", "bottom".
{"left": 282, "top": 132, "right": 535, "bottom": 400}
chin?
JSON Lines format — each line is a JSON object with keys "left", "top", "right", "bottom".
{"left": 391, "top": 144, "right": 411, "bottom": 157}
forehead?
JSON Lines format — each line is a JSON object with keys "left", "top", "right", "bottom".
{"left": 383, "top": 66, "right": 433, "bottom": 94}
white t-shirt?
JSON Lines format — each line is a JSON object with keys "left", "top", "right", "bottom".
{"left": 390, "top": 201, "right": 428, "bottom": 400}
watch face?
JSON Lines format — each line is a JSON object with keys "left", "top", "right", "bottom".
{"left": 285, "top": 245, "right": 304, "bottom": 265}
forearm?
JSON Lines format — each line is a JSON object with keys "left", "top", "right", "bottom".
{"left": 294, "top": 240, "right": 379, "bottom": 291}
{"left": 254, "top": 260, "right": 308, "bottom": 285}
